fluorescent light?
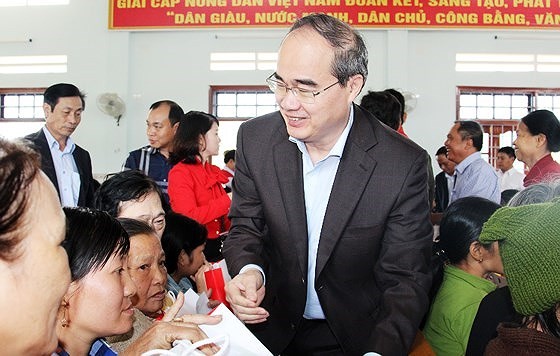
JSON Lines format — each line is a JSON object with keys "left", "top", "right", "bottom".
{"left": 0, "top": 64, "right": 67, "bottom": 74}
{"left": 456, "top": 63, "right": 534, "bottom": 72}
{"left": 537, "top": 54, "right": 560, "bottom": 63}
{"left": 0, "top": 55, "right": 67, "bottom": 65}
{"left": 210, "top": 62, "right": 255, "bottom": 71}
{"left": 0, "top": 55, "right": 67, "bottom": 74}
{"left": 456, "top": 53, "right": 534, "bottom": 62}
{"left": 0, "top": 0, "right": 68, "bottom": 5}
{"left": 537, "top": 64, "right": 560, "bottom": 72}
{"left": 211, "top": 53, "right": 255, "bottom": 61}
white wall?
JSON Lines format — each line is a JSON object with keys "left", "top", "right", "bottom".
{"left": 1, "top": 2, "right": 560, "bottom": 176}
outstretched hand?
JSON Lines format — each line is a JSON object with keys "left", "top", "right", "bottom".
{"left": 225, "top": 269, "right": 269, "bottom": 323}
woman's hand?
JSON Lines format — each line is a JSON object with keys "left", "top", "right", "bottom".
{"left": 193, "top": 261, "right": 213, "bottom": 293}
{"left": 121, "top": 320, "right": 218, "bottom": 355}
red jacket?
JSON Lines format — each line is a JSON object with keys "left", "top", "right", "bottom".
{"left": 524, "top": 154, "right": 560, "bottom": 187}
{"left": 168, "top": 160, "right": 231, "bottom": 239}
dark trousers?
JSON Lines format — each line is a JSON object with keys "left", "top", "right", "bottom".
{"left": 282, "top": 319, "right": 344, "bottom": 356}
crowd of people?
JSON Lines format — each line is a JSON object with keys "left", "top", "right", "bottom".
{"left": 2, "top": 12, "right": 560, "bottom": 356}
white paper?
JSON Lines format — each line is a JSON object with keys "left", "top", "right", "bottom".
{"left": 200, "top": 303, "right": 273, "bottom": 356}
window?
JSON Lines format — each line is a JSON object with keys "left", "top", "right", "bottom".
{"left": 0, "top": 88, "right": 46, "bottom": 139}
{"left": 456, "top": 53, "right": 560, "bottom": 73}
{"left": 0, "top": 0, "right": 69, "bottom": 6}
{"left": 457, "top": 87, "right": 560, "bottom": 170}
{"left": 209, "top": 85, "right": 277, "bottom": 164}
{"left": 210, "top": 52, "right": 277, "bottom": 71}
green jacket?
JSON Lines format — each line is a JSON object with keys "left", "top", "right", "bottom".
{"left": 424, "top": 265, "right": 496, "bottom": 355}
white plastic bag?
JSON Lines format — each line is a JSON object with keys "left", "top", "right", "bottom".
{"left": 141, "top": 335, "right": 229, "bottom": 356}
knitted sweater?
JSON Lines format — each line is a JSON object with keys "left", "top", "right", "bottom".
{"left": 485, "top": 323, "right": 560, "bottom": 356}
{"left": 106, "top": 309, "right": 153, "bottom": 353}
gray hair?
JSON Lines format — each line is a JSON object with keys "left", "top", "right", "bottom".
{"left": 289, "top": 14, "right": 368, "bottom": 86}
{"left": 508, "top": 179, "right": 560, "bottom": 207}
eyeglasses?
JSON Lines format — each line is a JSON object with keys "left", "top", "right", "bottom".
{"left": 266, "top": 74, "right": 340, "bottom": 104}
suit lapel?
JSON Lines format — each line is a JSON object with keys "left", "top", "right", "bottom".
{"left": 36, "top": 130, "right": 60, "bottom": 194}
{"left": 315, "top": 107, "right": 378, "bottom": 279}
{"left": 273, "top": 136, "right": 308, "bottom": 279}
{"left": 72, "top": 148, "right": 86, "bottom": 205}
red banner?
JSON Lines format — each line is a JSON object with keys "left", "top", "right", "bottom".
{"left": 109, "top": 0, "right": 560, "bottom": 29}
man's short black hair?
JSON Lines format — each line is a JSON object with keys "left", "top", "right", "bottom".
{"left": 223, "top": 149, "right": 236, "bottom": 164}
{"left": 43, "top": 83, "right": 86, "bottom": 111}
{"left": 498, "top": 146, "right": 516, "bottom": 159}
{"left": 435, "top": 146, "right": 447, "bottom": 156}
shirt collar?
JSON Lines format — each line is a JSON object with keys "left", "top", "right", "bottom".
{"left": 289, "top": 105, "right": 354, "bottom": 160}
{"left": 43, "top": 126, "right": 75, "bottom": 153}
{"left": 455, "top": 151, "right": 481, "bottom": 174}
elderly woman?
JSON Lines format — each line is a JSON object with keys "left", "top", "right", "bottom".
{"left": 109, "top": 218, "right": 221, "bottom": 353}
{"left": 59, "top": 208, "right": 215, "bottom": 355}
{"left": 95, "top": 170, "right": 167, "bottom": 238}
{"left": 423, "top": 197, "right": 502, "bottom": 355}
{"left": 0, "top": 138, "right": 70, "bottom": 354}
{"left": 513, "top": 109, "right": 560, "bottom": 187}
{"left": 466, "top": 179, "right": 560, "bottom": 355}
{"left": 480, "top": 201, "right": 560, "bottom": 354}
{"left": 95, "top": 172, "right": 221, "bottom": 352}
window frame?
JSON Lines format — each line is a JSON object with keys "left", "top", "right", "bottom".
{"left": 0, "top": 87, "right": 46, "bottom": 122}
{"left": 456, "top": 86, "right": 560, "bottom": 171}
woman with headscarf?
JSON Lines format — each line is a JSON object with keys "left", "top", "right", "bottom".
{"left": 480, "top": 201, "right": 560, "bottom": 354}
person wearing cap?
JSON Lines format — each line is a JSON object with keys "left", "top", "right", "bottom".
{"left": 467, "top": 179, "right": 560, "bottom": 355}
{"left": 479, "top": 201, "right": 560, "bottom": 354}
{"left": 513, "top": 109, "right": 560, "bottom": 187}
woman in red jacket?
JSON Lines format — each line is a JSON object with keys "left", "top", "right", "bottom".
{"left": 168, "top": 111, "right": 231, "bottom": 262}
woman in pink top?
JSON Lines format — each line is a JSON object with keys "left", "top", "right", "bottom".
{"left": 168, "top": 111, "right": 231, "bottom": 262}
{"left": 514, "top": 110, "right": 560, "bottom": 187}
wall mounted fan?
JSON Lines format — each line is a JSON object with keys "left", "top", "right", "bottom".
{"left": 96, "top": 93, "right": 125, "bottom": 126}
{"left": 402, "top": 91, "right": 419, "bottom": 113}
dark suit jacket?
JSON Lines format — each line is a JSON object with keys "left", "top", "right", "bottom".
{"left": 24, "top": 128, "right": 96, "bottom": 207}
{"left": 434, "top": 171, "right": 450, "bottom": 213}
{"left": 223, "top": 104, "right": 433, "bottom": 355}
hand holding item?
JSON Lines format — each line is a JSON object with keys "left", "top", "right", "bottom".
{"left": 193, "top": 261, "right": 212, "bottom": 293}
{"left": 225, "top": 269, "right": 269, "bottom": 324}
{"left": 122, "top": 320, "right": 218, "bottom": 355}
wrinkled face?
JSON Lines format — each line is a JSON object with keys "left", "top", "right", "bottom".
{"left": 274, "top": 27, "right": 362, "bottom": 149}
{"left": 146, "top": 104, "right": 178, "bottom": 152}
{"left": 436, "top": 153, "right": 456, "bottom": 176}
{"left": 513, "top": 122, "right": 541, "bottom": 166}
{"left": 0, "top": 173, "right": 70, "bottom": 354}
{"left": 181, "top": 244, "right": 206, "bottom": 277}
{"left": 44, "top": 97, "right": 83, "bottom": 142}
{"left": 128, "top": 233, "right": 167, "bottom": 317}
{"left": 496, "top": 152, "right": 515, "bottom": 172}
{"left": 118, "top": 191, "right": 166, "bottom": 238}
{"left": 200, "top": 122, "right": 220, "bottom": 160}
{"left": 444, "top": 123, "right": 470, "bottom": 164}
{"left": 66, "top": 253, "right": 136, "bottom": 339}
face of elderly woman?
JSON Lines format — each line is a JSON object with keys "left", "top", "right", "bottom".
{"left": 513, "top": 121, "right": 543, "bottom": 167}
{"left": 118, "top": 191, "right": 166, "bottom": 239}
{"left": 128, "top": 232, "right": 167, "bottom": 318}
{"left": 0, "top": 173, "right": 70, "bottom": 353}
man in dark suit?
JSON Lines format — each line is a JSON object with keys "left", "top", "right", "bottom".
{"left": 222, "top": 14, "right": 433, "bottom": 355}
{"left": 25, "top": 83, "right": 96, "bottom": 207}
{"left": 433, "top": 146, "right": 456, "bottom": 213}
